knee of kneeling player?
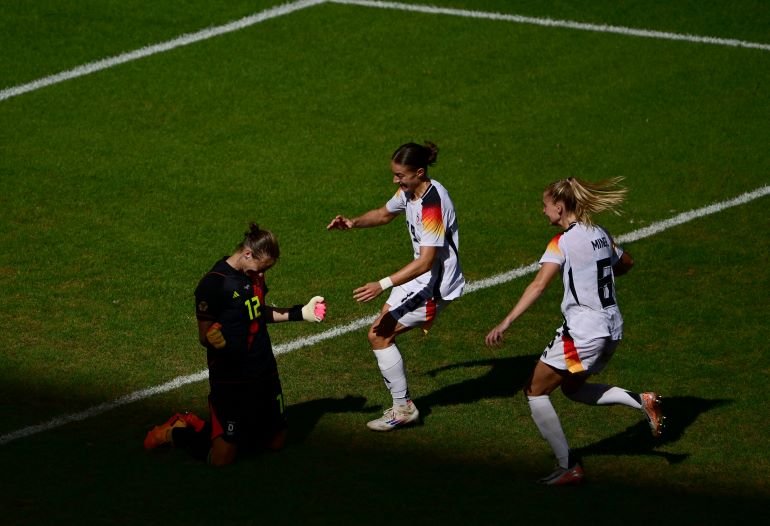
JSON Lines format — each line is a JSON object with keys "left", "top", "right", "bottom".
{"left": 265, "top": 429, "right": 287, "bottom": 451}
{"left": 208, "top": 438, "right": 237, "bottom": 466}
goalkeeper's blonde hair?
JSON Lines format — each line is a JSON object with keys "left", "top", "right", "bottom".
{"left": 546, "top": 177, "right": 627, "bottom": 226}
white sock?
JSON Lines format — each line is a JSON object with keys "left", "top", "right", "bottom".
{"left": 566, "top": 384, "right": 641, "bottom": 409}
{"left": 528, "top": 395, "right": 570, "bottom": 468}
{"left": 373, "top": 344, "right": 409, "bottom": 406}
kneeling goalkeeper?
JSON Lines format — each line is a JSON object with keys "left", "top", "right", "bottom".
{"left": 144, "top": 222, "right": 326, "bottom": 466}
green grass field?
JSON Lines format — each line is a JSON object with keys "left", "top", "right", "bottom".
{"left": 1, "top": 1, "right": 768, "bottom": 524}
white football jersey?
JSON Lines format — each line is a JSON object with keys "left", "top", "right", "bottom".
{"left": 386, "top": 180, "right": 464, "bottom": 300}
{"left": 539, "top": 222, "right": 624, "bottom": 343}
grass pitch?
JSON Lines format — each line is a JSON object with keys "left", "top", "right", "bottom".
{"left": 1, "top": 1, "right": 768, "bottom": 524}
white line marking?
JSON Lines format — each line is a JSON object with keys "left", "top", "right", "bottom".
{"left": 615, "top": 187, "right": 770, "bottom": 244}
{"left": 0, "top": 0, "right": 326, "bottom": 103}
{"left": 2, "top": 185, "right": 767, "bottom": 445}
{"left": 0, "top": 372, "right": 209, "bottom": 446}
{"left": 468, "top": 185, "right": 770, "bottom": 292}
{"left": 331, "top": 0, "right": 770, "bottom": 52}
{"left": 3, "top": 0, "right": 768, "bottom": 103}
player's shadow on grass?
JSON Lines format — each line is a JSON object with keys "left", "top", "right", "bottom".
{"left": 416, "top": 354, "right": 539, "bottom": 413}
{"left": 573, "top": 396, "right": 731, "bottom": 465}
{"left": 416, "top": 358, "right": 729, "bottom": 465}
{"left": 285, "top": 395, "right": 373, "bottom": 445}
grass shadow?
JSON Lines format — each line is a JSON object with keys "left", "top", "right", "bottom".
{"left": 285, "top": 395, "right": 375, "bottom": 445}
{"left": 415, "top": 354, "right": 538, "bottom": 417}
{"left": 573, "top": 396, "right": 731, "bottom": 465}
{"left": 415, "top": 358, "right": 729, "bottom": 467}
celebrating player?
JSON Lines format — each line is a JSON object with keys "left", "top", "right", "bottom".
{"left": 327, "top": 141, "right": 465, "bottom": 431}
{"left": 485, "top": 177, "right": 664, "bottom": 485}
{"left": 144, "top": 223, "right": 326, "bottom": 465}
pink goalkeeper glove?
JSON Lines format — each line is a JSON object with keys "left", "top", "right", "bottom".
{"left": 301, "top": 296, "right": 326, "bottom": 322}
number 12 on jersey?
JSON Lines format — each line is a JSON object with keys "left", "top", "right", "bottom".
{"left": 244, "top": 296, "right": 262, "bottom": 320}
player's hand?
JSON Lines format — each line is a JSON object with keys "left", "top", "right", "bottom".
{"left": 301, "top": 296, "right": 326, "bottom": 322}
{"left": 485, "top": 323, "right": 509, "bottom": 347}
{"left": 206, "top": 322, "right": 226, "bottom": 349}
{"left": 353, "top": 282, "right": 383, "bottom": 303}
{"left": 327, "top": 215, "right": 353, "bottom": 230}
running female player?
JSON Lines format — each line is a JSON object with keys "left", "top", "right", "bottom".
{"left": 485, "top": 177, "right": 664, "bottom": 485}
{"left": 327, "top": 142, "right": 464, "bottom": 431}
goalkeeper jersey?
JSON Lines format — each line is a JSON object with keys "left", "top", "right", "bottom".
{"left": 194, "top": 258, "right": 277, "bottom": 385}
{"left": 385, "top": 180, "right": 464, "bottom": 301}
{"left": 540, "top": 223, "right": 624, "bottom": 343}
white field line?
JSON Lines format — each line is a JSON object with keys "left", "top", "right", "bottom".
{"left": 467, "top": 185, "right": 770, "bottom": 292}
{"left": 331, "top": 0, "right": 770, "bottom": 52}
{"left": 0, "top": 0, "right": 326, "bottom": 103}
{"left": 1, "top": 184, "right": 767, "bottom": 446}
{"left": 2, "top": 1, "right": 769, "bottom": 103}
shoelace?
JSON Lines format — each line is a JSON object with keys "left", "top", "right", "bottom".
{"left": 382, "top": 406, "right": 410, "bottom": 419}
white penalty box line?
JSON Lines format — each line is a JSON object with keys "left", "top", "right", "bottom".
{"left": 1, "top": 0, "right": 769, "bottom": 102}
{"left": 0, "top": 0, "right": 327, "bottom": 102}
{"left": 1, "top": 184, "right": 768, "bottom": 446}
{"left": 332, "top": 0, "right": 770, "bottom": 51}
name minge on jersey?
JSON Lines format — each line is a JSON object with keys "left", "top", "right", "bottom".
{"left": 591, "top": 236, "right": 609, "bottom": 250}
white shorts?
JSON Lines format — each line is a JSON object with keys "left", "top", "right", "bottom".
{"left": 385, "top": 284, "right": 450, "bottom": 331}
{"left": 540, "top": 325, "right": 619, "bottom": 374}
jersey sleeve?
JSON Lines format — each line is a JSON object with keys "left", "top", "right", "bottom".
{"left": 419, "top": 186, "right": 446, "bottom": 247}
{"left": 194, "top": 272, "right": 225, "bottom": 321}
{"left": 539, "top": 233, "right": 565, "bottom": 266}
{"left": 385, "top": 189, "right": 407, "bottom": 214}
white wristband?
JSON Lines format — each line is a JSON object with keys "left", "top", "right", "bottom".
{"left": 378, "top": 277, "right": 393, "bottom": 290}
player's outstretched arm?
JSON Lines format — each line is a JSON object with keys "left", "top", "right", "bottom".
{"left": 353, "top": 246, "right": 437, "bottom": 303}
{"left": 266, "top": 297, "right": 327, "bottom": 323}
{"left": 485, "top": 263, "right": 559, "bottom": 347}
{"left": 327, "top": 207, "right": 396, "bottom": 230}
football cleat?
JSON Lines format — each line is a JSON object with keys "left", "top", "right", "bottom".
{"left": 640, "top": 392, "right": 665, "bottom": 438}
{"left": 538, "top": 463, "right": 585, "bottom": 486}
{"left": 366, "top": 401, "right": 420, "bottom": 431}
{"left": 143, "top": 412, "right": 205, "bottom": 449}
{"left": 179, "top": 411, "right": 206, "bottom": 432}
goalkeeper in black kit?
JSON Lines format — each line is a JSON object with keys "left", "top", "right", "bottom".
{"left": 144, "top": 223, "right": 326, "bottom": 466}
